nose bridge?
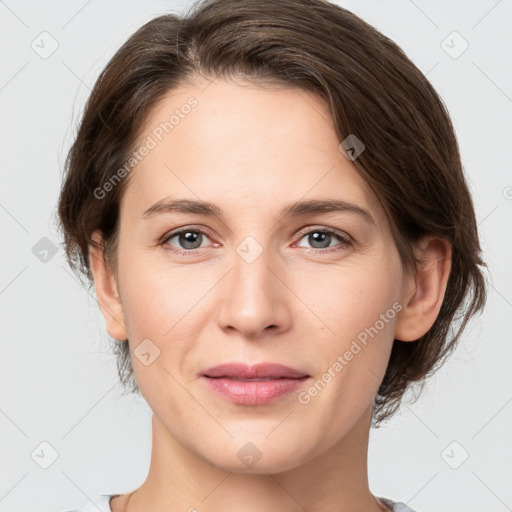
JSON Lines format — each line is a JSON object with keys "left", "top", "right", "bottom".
{"left": 218, "top": 233, "right": 289, "bottom": 336}
{"left": 232, "top": 234, "right": 276, "bottom": 307}
{"left": 234, "top": 237, "right": 271, "bottom": 293}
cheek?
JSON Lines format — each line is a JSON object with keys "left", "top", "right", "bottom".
{"left": 294, "top": 255, "right": 402, "bottom": 345}
{"left": 292, "top": 252, "right": 403, "bottom": 405}
{"left": 117, "top": 251, "right": 220, "bottom": 385}
{"left": 119, "top": 247, "right": 206, "bottom": 332}
{"left": 117, "top": 260, "right": 203, "bottom": 406}
{"left": 115, "top": 254, "right": 177, "bottom": 358}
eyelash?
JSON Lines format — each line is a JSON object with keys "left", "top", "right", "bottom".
{"left": 160, "top": 226, "right": 353, "bottom": 255}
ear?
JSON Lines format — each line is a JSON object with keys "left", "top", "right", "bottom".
{"left": 394, "top": 235, "right": 452, "bottom": 342}
{"left": 89, "top": 230, "right": 129, "bottom": 341}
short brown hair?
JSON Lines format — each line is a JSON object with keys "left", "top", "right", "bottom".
{"left": 57, "top": 0, "right": 487, "bottom": 425}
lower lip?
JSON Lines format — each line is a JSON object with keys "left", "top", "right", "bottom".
{"left": 201, "top": 376, "right": 309, "bottom": 405}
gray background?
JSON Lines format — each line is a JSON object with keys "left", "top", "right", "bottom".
{"left": 1, "top": 1, "right": 511, "bottom": 511}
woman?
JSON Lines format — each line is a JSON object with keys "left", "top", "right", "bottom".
{"left": 57, "top": 0, "right": 487, "bottom": 510}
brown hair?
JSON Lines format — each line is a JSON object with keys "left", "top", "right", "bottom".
{"left": 56, "top": 0, "right": 487, "bottom": 425}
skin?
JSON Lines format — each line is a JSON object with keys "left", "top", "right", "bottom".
{"left": 89, "top": 77, "right": 452, "bottom": 512}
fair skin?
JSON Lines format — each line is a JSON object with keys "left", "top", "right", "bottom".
{"left": 89, "top": 78, "right": 451, "bottom": 512}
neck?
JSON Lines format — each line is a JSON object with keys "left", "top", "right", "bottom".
{"left": 124, "top": 405, "right": 386, "bottom": 512}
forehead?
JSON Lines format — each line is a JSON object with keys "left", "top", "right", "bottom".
{"left": 120, "top": 78, "right": 383, "bottom": 224}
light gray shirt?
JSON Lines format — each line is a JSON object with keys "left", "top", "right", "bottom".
{"left": 62, "top": 493, "right": 419, "bottom": 511}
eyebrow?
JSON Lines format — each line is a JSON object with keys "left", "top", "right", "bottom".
{"left": 141, "top": 197, "right": 375, "bottom": 225}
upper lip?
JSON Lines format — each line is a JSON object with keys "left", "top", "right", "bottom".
{"left": 201, "top": 363, "right": 309, "bottom": 379}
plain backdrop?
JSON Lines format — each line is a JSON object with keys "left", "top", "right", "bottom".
{"left": 1, "top": 1, "right": 511, "bottom": 511}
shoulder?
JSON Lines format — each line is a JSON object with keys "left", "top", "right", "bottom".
{"left": 379, "top": 496, "right": 420, "bottom": 512}
{"left": 61, "top": 494, "right": 117, "bottom": 512}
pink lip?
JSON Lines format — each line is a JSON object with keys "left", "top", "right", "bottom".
{"left": 200, "top": 363, "right": 310, "bottom": 405}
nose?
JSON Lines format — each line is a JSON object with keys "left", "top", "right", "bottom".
{"left": 217, "top": 244, "right": 292, "bottom": 339}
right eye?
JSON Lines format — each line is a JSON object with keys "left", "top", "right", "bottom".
{"left": 161, "top": 228, "right": 214, "bottom": 253}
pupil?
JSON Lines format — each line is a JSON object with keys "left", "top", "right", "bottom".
{"left": 310, "top": 232, "right": 330, "bottom": 248}
{"left": 181, "top": 231, "right": 201, "bottom": 249}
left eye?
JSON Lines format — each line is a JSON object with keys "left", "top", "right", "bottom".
{"left": 295, "top": 228, "right": 350, "bottom": 250}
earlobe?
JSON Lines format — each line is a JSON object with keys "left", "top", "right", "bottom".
{"left": 394, "top": 236, "right": 452, "bottom": 342}
{"left": 89, "top": 230, "right": 129, "bottom": 341}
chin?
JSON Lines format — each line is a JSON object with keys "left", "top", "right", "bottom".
{"left": 198, "top": 437, "right": 313, "bottom": 475}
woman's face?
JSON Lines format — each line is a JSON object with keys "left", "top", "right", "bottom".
{"left": 111, "top": 78, "right": 409, "bottom": 473}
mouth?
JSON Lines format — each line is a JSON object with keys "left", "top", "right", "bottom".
{"left": 206, "top": 376, "right": 305, "bottom": 381}
{"left": 201, "top": 362, "right": 310, "bottom": 380}
{"left": 200, "top": 363, "right": 310, "bottom": 405}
